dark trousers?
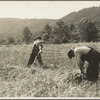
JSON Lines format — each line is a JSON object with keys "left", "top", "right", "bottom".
{"left": 27, "top": 46, "right": 43, "bottom": 66}
{"left": 86, "top": 61, "right": 99, "bottom": 81}
{"left": 82, "top": 48, "right": 100, "bottom": 81}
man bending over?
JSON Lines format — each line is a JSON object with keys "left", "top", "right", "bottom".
{"left": 68, "top": 46, "right": 100, "bottom": 82}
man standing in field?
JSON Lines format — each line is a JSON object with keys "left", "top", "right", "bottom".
{"left": 27, "top": 36, "right": 43, "bottom": 68}
{"left": 67, "top": 46, "right": 100, "bottom": 82}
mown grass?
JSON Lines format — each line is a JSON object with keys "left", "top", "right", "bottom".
{"left": 0, "top": 42, "right": 100, "bottom": 97}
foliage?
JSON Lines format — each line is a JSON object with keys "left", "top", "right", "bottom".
{"left": 77, "top": 18, "right": 98, "bottom": 42}
{"left": 42, "top": 33, "right": 49, "bottom": 42}
{"left": 42, "top": 24, "right": 52, "bottom": 42}
{"left": 0, "top": 18, "right": 55, "bottom": 43}
{"left": 1, "top": 7, "right": 100, "bottom": 44}
{"left": 42, "top": 21, "right": 70, "bottom": 44}
{"left": 70, "top": 24, "right": 75, "bottom": 31}
{"left": 41, "top": 19, "right": 100, "bottom": 43}
{"left": 22, "top": 27, "right": 32, "bottom": 44}
{"left": 7, "top": 37, "right": 15, "bottom": 44}
{"left": 44, "top": 24, "right": 52, "bottom": 35}
{"left": 70, "top": 30, "right": 81, "bottom": 43}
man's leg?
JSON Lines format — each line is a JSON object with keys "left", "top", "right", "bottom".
{"left": 86, "top": 61, "right": 99, "bottom": 81}
{"left": 37, "top": 53, "right": 43, "bottom": 66}
{"left": 27, "top": 52, "right": 36, "bottom": 67}
{"left": 92, "top": 61, "right": 99, "bottom": 81}
{"left": 86, "top": 62, "right": 93, "bottom": 81}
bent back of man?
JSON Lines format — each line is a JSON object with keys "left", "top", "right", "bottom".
{"left": 68, "top": 46, "right": 100, "bottom": 82}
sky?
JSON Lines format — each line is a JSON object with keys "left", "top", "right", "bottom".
{"left": 0, "top": 1, "right": 100, "bottom": 19}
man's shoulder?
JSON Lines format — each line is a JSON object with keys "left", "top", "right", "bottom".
{"left": 75, "top": 46, "right": 88, "bottom": 50}
{"left": 74, "top": 46, "right": 90, "bottom": 54}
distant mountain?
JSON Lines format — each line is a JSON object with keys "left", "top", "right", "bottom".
{"left": 0, "top": 18, "right": 56, "bottom": 40}
{"left": 60, "top": 6, "right": 100, "bottom": 25}
{"left": 1, "top": 6, "right": 100, "bottom": 42}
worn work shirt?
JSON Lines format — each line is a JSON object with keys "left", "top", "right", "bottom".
{"left": 33, "top": 39, "right": 43, "bottom": 54}
{"left": 74, "top": 46, "right": 91, "bottom": 74}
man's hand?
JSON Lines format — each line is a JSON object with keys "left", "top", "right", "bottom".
{"left": 39, "top": 50, "right": 42, "bottom": 53}
{"left": 81, "top": 71, "right": 86, "bottom": 76}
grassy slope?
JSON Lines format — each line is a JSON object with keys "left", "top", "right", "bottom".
{"left": 0, "top": 43, "right": 100, "bottom": 97}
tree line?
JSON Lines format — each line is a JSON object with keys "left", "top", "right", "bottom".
{"left": 42, "top": 18, "right": 99, "bottom": 44}
{"left": 0, "top": 18, "right": 100, "bottom": 45}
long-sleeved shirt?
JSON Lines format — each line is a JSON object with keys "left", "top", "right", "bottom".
{"left": 33, "top": 39, "right": 43, "bottom": 53}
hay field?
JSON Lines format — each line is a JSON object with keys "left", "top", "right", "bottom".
{"left": 0, "top": 43, "right": 100, "bottom": 97}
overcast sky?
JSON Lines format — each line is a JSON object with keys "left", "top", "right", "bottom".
{"left": 0, "top": 1, "right": 100, "bottom": 19}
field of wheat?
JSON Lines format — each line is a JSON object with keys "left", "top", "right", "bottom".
{"left": 0, "top": 42, "right": 100, "bottom": 98}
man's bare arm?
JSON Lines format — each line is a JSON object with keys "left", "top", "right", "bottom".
{"left": 75, "top": 54, "right": 86, "bottom": 75}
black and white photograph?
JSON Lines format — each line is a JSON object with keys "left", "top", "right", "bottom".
{"left": 0, "top": 1, "right": 100, "bottom": 98}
